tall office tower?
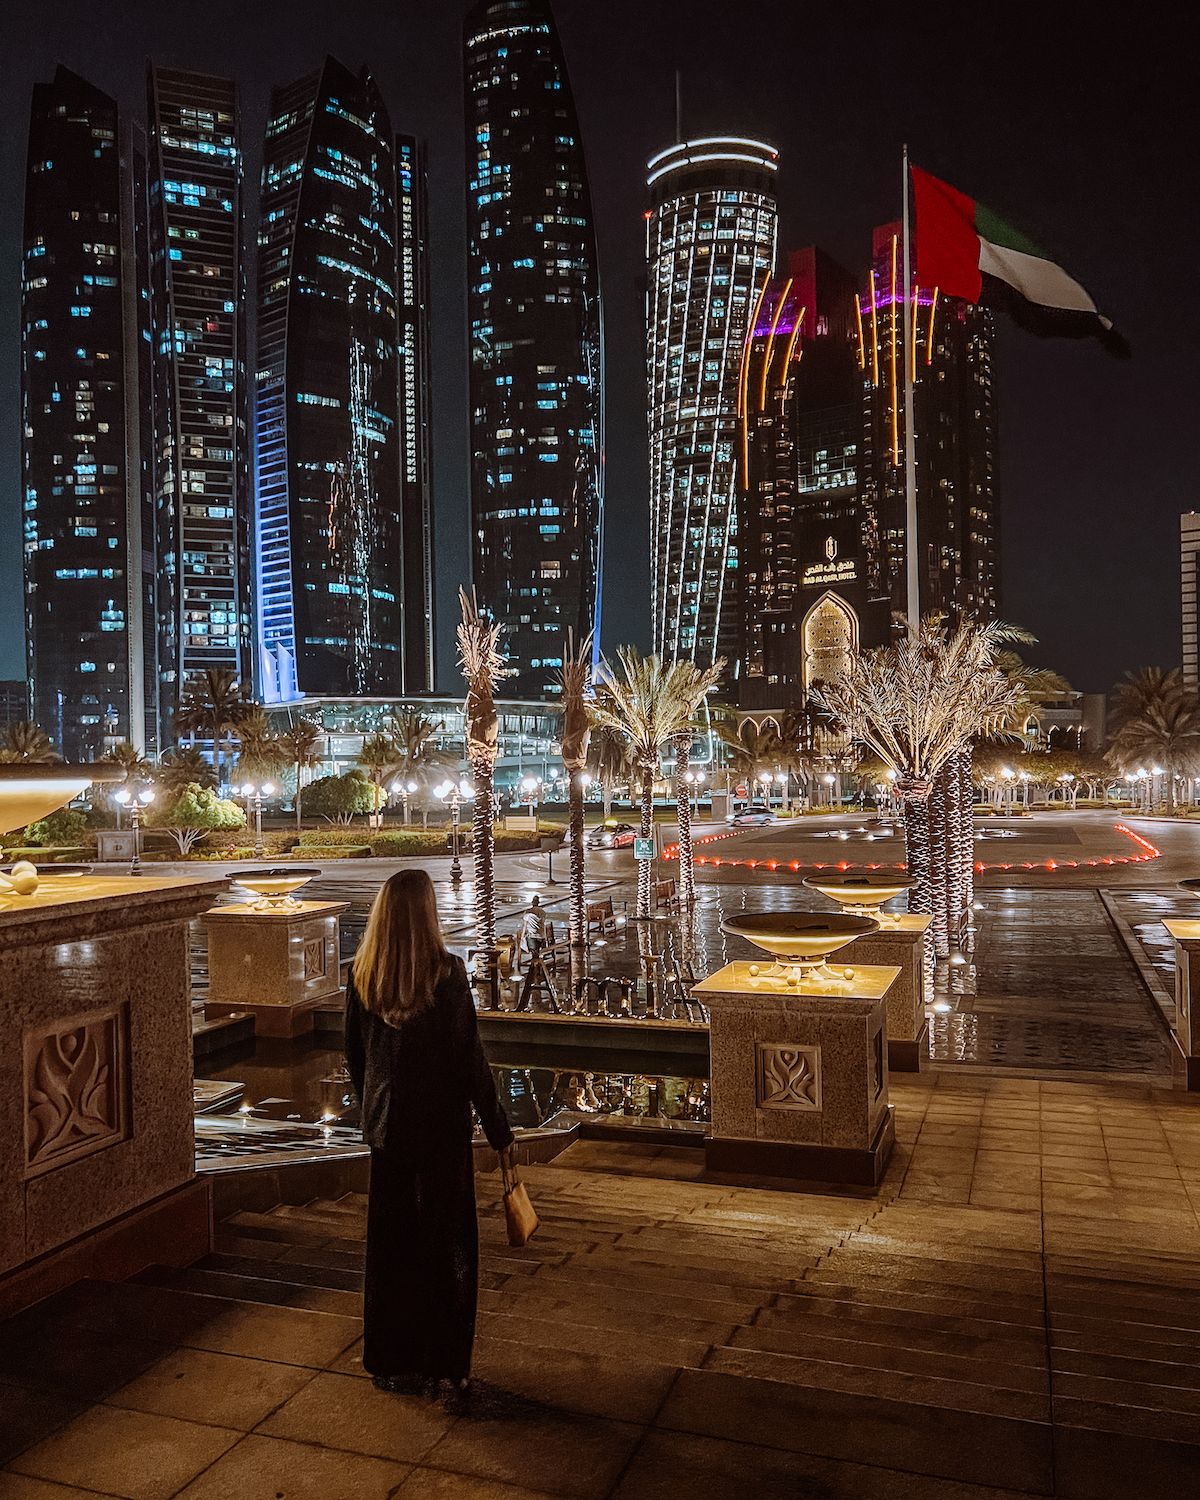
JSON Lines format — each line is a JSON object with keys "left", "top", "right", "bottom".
{"left": 737, "top": 248, "right": 884, "bottom": 707}
{"left": 147, "top": 68, "right": 252, "bottom": 728}
{"left": 255, "top": 60, "right": 405, "bottom": 701}
{"left": 858, "top": 223, "right": 999, "bottom": 626}
{"left": 396, "top": 134, "right": 436, "bottom": 692}
{"left": 464, "top": 0, "right": 604, "bottom": 699}
{"left": 646, "top": 137, "right": 778, "bottom": 668}
{"left": 1182, "top": 513, "right": 1200, "bottom": 688}
{"left": 21, "top": 67, "right": 156, "bottom": 760}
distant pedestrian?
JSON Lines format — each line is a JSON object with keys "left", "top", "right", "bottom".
{"left": 345, "top": 869, "right": 514, "bottom": 1409}
{"left": 520, "top": 893, "right": 545, "bottom": 964}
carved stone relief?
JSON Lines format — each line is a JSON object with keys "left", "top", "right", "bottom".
{"left": 757, "top": 1043, "right": 821, "bottom": 1111}
{"left": 303, "top": 937, "right": 326, "bottom": 981}
{"left": 24, "top": 1005, "right": 130, "bottom": 1178}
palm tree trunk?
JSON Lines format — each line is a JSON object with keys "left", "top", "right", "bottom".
{"left": 471, "top": 756, "right": 496, "bottom": 991}
{"left": 636, "top": 762, "right": 654, "bottom": 921}
{"left": 928, "top": 767, "right": 950, "bottom": 958}
{"left": 674, "top": 732, "right": 695, "bottom": 909}
{"left": 568, "top": 771, "right": 586, "bottom": 951}
{"left": 295, "top": 759, "right": 302, "bottom": 833}
{"left": 959, "top": 745, "right": 975, "bottom": 942}
{"left": 899, "top": 777, "right": 934, "bottom": 985}
{"left": 945, "top": 758, "right": 964, "bottom": 947}
{"left": 602, "top": 782, "right": 612, "bottom": 820}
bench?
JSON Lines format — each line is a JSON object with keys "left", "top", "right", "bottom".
{"left": 654, "top": 877, "right": 678, "bottom": 910}
{"left": 585, "top": 898, "right": 618, "bottom": 936}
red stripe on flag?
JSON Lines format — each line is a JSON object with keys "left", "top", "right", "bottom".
{"left": 912, "top": 166, "right": 982, "bottom": 303}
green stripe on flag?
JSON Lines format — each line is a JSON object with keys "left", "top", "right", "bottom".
{"left": 974, "top": 202, "right": 1047, "bottom": 262}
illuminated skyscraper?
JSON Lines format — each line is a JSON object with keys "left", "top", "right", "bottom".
{"left": 646, "top": 137, "right": 778, "bottom": 667}
{"left": 396, "top": 134, "right": 436, "bottom": 693}
{"left": 147, "top": 67, "right": 252, "bottom": 724}
{"left": 858, "top": 223, "right": 999, "bottom": 624}
{"left": 737, "top": 248, "right": 882, "bottom": 706}
{"left": 255, "top": 59, "right": 405, "bottom": 701}
{"left": 464, "top": 0, "right": 604, "bottom": 698}
{"left": 21, "top": 67, "right": 157, "bottom": 759}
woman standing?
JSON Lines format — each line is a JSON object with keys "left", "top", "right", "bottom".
{"left": 345, "top": 869, "right": 514, "bottom": 1403}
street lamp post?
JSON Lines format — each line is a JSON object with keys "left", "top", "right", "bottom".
{"left": 823, "top": 772, "right": 836, "bottom": 810}
{"left": 437, "top": 779, "right": 474, "bottom": 884}
{"left": 391, "top": 778, "right": 417, "bottom": 826}
{"left": 520, "top": 774, "right": 542, "bottom": 828}
{"left": 240, "top": 782, "right": 274, "bottom": 860}
{"left": 114, "top": 787, "right": 155, "bottom": 876}
{"left": 1019, "top": 770, "right": 1031, "bottom": 810}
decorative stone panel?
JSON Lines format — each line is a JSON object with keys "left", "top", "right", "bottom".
{"left": 303, "top": 937, "right": 326, "bottom": 981}
{"left": 24, "top": 1004, "right": 130, "bottom": 1179}
{"left": 757, "top": 1042, "right": 821, "bottom": 1112}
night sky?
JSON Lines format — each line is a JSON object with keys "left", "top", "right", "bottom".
{"left": 2, "top": 2, "right": 1194, "bottom": 695}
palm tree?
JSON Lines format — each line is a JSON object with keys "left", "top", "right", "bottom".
{"left": 714, "top": 716, "right": 780, "bottom": 796}
{"left": 557, "top": 631, "right": 593, "bottom": 959}
{"left": 175, "top": 667, "right": 243, "bottom": 788}
{"left": 591, "top": 648, "right": 723, "bottom": 920}
{"left": 0, "top": 721, "right": 59, "bottom": 764}
{"left": 387, "top": 709, "right": 456, "bottom": 826}
{"left": 356, "top": 733, "right": 401, "bottom": 827}
{"left": 1107, "top": 676, "right": 1200, "bottom": 814}
{"left": 235, "top": 708, "right": 287, "bottom": 787}
{"left": 158, "top": 745, "right": 218, "bottom": 792}
{"left": 814, "top": 617, "right": 1023, "bottom": 959}
{"left": 277, "top": 717, "right": 324, "bottom": 831}
{"left": 458, "top": 588, "right": 511, "bottom": 985}
{"left": 588, "top": 724, "right": 631, "bottom": 819}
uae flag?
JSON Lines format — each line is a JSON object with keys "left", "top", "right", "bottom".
{"left": 912, "top": 166, "right": 1129, "bottom": 358}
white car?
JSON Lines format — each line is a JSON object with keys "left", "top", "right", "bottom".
{"left": 730, "top": 807, "right": 774, "bottom": 827}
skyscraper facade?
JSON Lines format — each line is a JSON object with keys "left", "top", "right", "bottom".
{"left": 20, "top": 67, "right": 156, "bottom": 760}
{"left": 464, "top": 0, "right": 604, "bottom": 699}
{"left": 646, "top": 137, "right": 778, "bottom": 668}
{"left": 147, "top": 67, "right": 252, "bottom": 725}
{"left": 859, "top": 223, "right": 999, "bottom": 625}
{"left": 737, "top": 248, "right": 880, "bottom": 707}
{"left": 255, "top": 59, "right": 405, "bottom": 701}
{"left": 1182, "top": 512, "right": 1200, "bottom": 688}
{"left": 396, "top": 133, "right": 436, "bottom": 693}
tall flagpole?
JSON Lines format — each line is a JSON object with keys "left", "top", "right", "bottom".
{"left": 901, "top": 143, "right": 919, "bottom": 634}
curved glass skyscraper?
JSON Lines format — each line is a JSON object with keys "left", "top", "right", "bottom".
{"left": 464, "top": 0, "right": 603, "bottom": 698}
{"left": 646, "top": 138, "right": 778, "bottom": 669}
{"left": 255, "top": 59, "right": 404, "bottom": 700}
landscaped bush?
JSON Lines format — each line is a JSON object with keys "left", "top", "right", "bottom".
{"left": 369, "top": 831, "right": 452, "bottom": 857}
{"left": 290, "top": 845, "right": 371, "bottom": 859}
{"left": 23, "top": 808, "right": 88, "bottom": 847}
{"left": 297, "top": 827, "right": 374, "bottom": 847}
{"left": 1, "top": 845, "right": 88, "bottom": 863}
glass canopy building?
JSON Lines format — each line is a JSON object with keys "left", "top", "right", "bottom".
{"left": 646, "top": 137, "right": 778, "bottom": 669}
{"left": 464, "top": 0, "right": 604, "bottom": 699}
{"left": 255, "top": 59, "right": 405, "bottom": 702}
{"left": 147, "top": 68, "right": 253, "bottom": 725}
{"left": 21, "top": 67, "right": 157, "bottom": 760}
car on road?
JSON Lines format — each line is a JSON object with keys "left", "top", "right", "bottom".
{"left": 587, "top": 820, "right": 636, "bottom": 849}
{"left": 729, "top": 807, "right": 774, "bottom": 827}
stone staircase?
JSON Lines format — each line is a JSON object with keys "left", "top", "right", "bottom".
{"left": 128, "top": 1143, "right": 1200, "bottom": 1497}
{"left": 6, "top": 1139, "right": 1200, "bottom": 1497}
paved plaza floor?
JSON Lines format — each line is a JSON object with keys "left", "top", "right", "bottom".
{"left": 5, "top": 1072, "right": 1200, "bottom": 1498}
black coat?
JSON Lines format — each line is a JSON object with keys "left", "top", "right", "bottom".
{"left": 344, "top": 955, "right": 513, "bottom": 1382}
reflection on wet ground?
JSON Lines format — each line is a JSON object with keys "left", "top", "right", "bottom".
{"left": 191, "top": 873, "right": 1178, "bottom": 1138}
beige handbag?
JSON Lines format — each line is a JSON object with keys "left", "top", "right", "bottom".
{"left": 501, "top": 1152, "right": 538, "bottom": 1247}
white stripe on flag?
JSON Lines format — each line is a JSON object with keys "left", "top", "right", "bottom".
{"left": 977, "top": 238, "right": 1101, "bottom": 317}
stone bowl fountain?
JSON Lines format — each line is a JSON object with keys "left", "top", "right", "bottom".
{"left": 230, "top": 867, "right": 323, "bottom": 911}
{"left": 0, "top": 763, "right": 125, "bottom": 898}
{"left": 803, "top": 872, "right": 915, "bottom": 926}
{"left": 721, "top": 910, "right": 879, "bottom": 988}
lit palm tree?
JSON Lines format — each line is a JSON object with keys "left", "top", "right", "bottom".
{"left": 158, "top": 744, "right": 217, "bottom": 792}
{"left": 714, "top": 715, "right": 781, "bottom": 802}
{"left": 557, "top": 630, "right": 593, "bottom": 958}
{"left": 458, "top": 588, "right": 512, "bottom": 981}
{"left": 235, "top": 708, "right": 287, "bottom": 786}
{"left": 387, "top": 709, "right": 456, "bottom": 827}
{"left": 356, "top": 733, "right": 401, "bottom": 826}
{"left": 175, "top": 667, "right": 243, "bottom": 789}
{"left": 1107, "top": 677, "right": 1200, "bottom": 814}
{"left": 588, "top": 724, "right": 632, "bottom": 820}
{"left": 0, "top": 720, "right": 60, "bottom": 764}
{"left": 814, "top": 617, "right": 1022, "bottom": 957}
{"left": 591, "top": 648, "right": 723, "bottom": 920}
{"left": 277, "top": 717, "right": 324, "bottom": 831}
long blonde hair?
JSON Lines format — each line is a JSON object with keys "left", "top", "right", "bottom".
{"left": 352, "top": 870, "right": 451, "bottom": 1023}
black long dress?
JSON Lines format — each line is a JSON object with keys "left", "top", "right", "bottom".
{"left": 344, "top": 955, "right": 513, "bottom": 1382}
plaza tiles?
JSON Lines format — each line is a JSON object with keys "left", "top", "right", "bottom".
{"left": 4, "top": 1071, "right": 1200, "bottom": 1499}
